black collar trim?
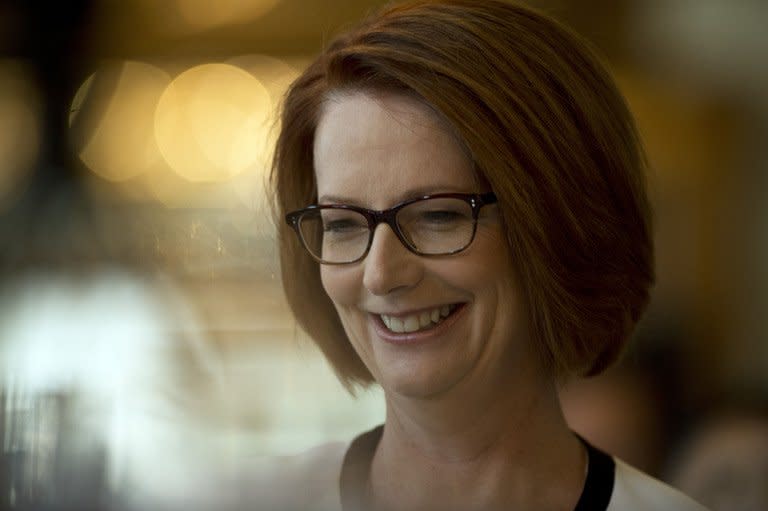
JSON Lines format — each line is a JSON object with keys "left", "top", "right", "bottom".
{"left": 340, "top": 425, "right": 615, "bottom": 511}
{"left": 574, "top": 435, "right": 615, "bottom": 511}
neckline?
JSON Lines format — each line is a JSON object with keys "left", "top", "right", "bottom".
{"left": 340, "top": 425, "right": 615, "bottom": 511}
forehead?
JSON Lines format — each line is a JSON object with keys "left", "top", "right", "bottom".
{"left": 313, "top": 92, "right": 476, "bottom": 208}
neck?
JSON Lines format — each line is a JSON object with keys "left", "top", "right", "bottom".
{"left": 369, "top": 377, "right": 586, "bottom": 511}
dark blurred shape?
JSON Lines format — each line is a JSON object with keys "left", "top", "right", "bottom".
{"left": 0, "top": 0, "right": 100, "bottom": 274}
{"left": 3, "top": 0, "right": 95, "bottom": 182}
{"left": 0, "top": 60, "right": 40, "bottom": 212}
{"left": 0, "top": 390, "right": 110, "bottom": 511}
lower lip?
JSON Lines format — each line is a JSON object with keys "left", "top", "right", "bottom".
{"left": 371, "top": 304, "right": 467, "bottom": 345}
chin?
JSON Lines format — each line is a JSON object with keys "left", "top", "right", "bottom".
{"left": 374, "top": 357, "right": 472, "bottom": 400}
{"left": 341, "top": 312, "right": 486, "bottom": 400}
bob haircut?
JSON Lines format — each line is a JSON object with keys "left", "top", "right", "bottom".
{"left": 271, "top": 0, "right": 654, "bottom": 388}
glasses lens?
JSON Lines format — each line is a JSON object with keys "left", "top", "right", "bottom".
{"left": 298, "top": 208, "right": 370, "bottom": 263}
{"left": 397, "top": 197, "right": 475, "bottom": 254}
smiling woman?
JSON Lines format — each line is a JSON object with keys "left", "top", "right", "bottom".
{"left": 312, "top": 93, "right": 531, "bottom": 403}
{"left": 269, "top": 1, "right": 707, "bottom": 510}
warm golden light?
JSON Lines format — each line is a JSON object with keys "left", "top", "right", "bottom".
{"left": 172, "top": 0, "right": 281, "bottom": 32}
{"left": 141, "top": 166, "right": 236, "bottom": 209}
{"left": 227, "top": 54, "right": 299, "bottom": 106}
{"left": 154, "top": 63, "right": 272, "bottom": 184}
{"left": 0, "top": 61, "right": 40, "bottom": 210}
{"left": 225, "top": 55, "right": 299, "bottom": 211}
{"left": 70, "top": 61, "right": 171, "bottom": 183}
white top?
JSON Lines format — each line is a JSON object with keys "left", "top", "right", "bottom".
{"left": 248, "top": 437, "right": 708, "bottom": 511}
{"left": 610, "top": 459, "right": 709, "bottom": 511}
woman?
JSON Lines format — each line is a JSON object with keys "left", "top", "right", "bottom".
{"left": 270, "top": 1, "right": 707, "bottom": 509}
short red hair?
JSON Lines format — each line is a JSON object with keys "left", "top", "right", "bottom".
{"left": 271, "top": 0, "right": 654, "bottom": 388}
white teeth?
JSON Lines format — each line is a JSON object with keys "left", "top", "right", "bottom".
{"left": 403, "top": 316, "right": 419, "bottom": 332}
{"left": 380, "top": 305, "right": 457, "bottom": 334}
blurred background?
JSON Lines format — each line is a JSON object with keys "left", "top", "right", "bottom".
{"left": 0, "top": 0, "right": 766, "bottom": 509}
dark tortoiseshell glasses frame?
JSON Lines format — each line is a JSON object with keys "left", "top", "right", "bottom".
{"left": 285, "top": 192, "right": 498, "bottom": 265}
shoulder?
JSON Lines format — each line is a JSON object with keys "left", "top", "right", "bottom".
{"left": 609, "top": 458, "right": 709, "bottom": 511}
{"left": 243, "top": 441, "right": 347, "bottom": 511}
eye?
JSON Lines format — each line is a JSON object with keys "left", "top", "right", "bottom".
{"left": 399, "top": 197, "right": 474, "bottom": 234}
{"left": 418, "top": 209, "right": 465, "bottom": 224}
{"left": 320, "top": 210, "right": 368, "bottom": 234}
{"left": 324, "top": 218, "right": 365, "bottom": 232}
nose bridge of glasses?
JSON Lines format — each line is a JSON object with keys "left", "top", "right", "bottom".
{"left": 363, "top": 221, "right": 423, "bottom": 295}
{"left": 368, "top": 206, "right": 414, "bottom": 252}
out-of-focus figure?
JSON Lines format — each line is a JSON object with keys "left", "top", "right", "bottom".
{"left": 0, "top": 270, "right": 230, "bottom": 510}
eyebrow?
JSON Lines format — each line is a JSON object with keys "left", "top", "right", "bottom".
{"left": 318, "top": 185, "right": 476, "bottom": 206}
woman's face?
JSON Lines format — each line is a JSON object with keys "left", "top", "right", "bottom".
{"left": 314, "top": 92, "right": 538, "bottom": 399}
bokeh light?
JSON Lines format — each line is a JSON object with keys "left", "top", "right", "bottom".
{"left": 0, "top": 61, "right": 41, "bottom": 210}
{"left": 154, "top": 63, "right": 272, "bottom": 184}
{"left": 140, "top": 168, "right": 236, "bottom": 209}
{"left": 227, "top": 54, "right": 298, "bottom": 106}
{"left": 226, "top": 55, "right": 299, "bottom": 212}
{"left": 70, "top": 61, "right": 171, "bottom": 183}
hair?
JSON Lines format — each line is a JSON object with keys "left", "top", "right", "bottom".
{"left": 271, "top": 0, "right": 654, "bottom": 389}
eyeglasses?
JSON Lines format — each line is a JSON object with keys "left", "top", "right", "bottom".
{"left": 285, "top": 192, "right": 497, "bottom": 265}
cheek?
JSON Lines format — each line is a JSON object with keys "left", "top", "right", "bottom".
{"left": 464, "top": 234, "right": 527, "bottom": 326}
{"left": 320, "top": 266, "right": 359, "bottom": 308}
{"left": 456, "top": 231, "right": 516, "bottom": 289}
{"left": 320, "top": 267, "right": 370, "bottom": 352}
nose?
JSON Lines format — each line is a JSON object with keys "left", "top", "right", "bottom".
{"left": 362, "top": 223, "right": 423, "bottom": 296}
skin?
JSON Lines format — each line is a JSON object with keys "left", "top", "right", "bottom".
{"left": 314, "top": 91, "right": 586, "bottom": 511}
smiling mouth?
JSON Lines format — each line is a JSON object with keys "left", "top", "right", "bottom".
{"left": 379, "top": 304, "right": 460, "bottom": 334}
